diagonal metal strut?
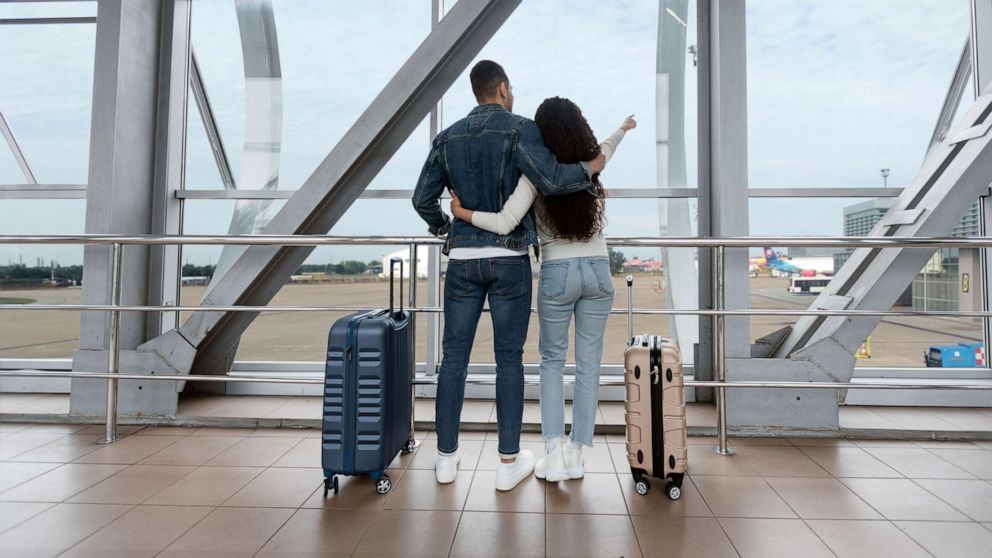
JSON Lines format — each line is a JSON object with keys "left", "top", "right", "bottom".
{"left": 139, "top": 0, "right": 522, "bottom": 377}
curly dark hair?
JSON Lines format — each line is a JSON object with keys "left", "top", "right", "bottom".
{"left": 533, "top": 97, "right": 605, "bottom": 242}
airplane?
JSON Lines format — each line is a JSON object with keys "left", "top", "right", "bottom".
{"left": 761, "top": 247, "right": 814, "bottom": 276}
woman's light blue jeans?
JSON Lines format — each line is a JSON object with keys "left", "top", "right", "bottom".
{"left": 537, "top": 256, "right": 615, "bottom": 447}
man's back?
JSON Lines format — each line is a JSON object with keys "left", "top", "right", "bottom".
{"left": 413, "top": 104, "right": 593, "bottom": 253}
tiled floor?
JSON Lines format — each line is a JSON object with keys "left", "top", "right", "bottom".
{"left": 1, "top": 423, "right": 992, "bottom": 556}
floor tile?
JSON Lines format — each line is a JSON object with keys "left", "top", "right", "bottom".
{"left": 735, "top": 446, "right": 830, "bottom": 477}
{"left": 0, "top": 463, "right": 127, "bottom": 502}
{"left": 73, "top": 435, "right": 183, "bottom": 465}
{"left": 719, "top": 517, "right": 833, "bottom": 558}
{"left": 621, "top": 474, "right": 712, "bottom": 517}
{"left": 189, "top": 427, "right": 256, "bottom": 437}
{"left": 75, "top": 425, "right": 145, "bottom": 436}
{"left": 839, "top": 407, "right": 901, "bottom": 429}
{"left": 223, "top": 467, "right": 322, "bottom": 508}
{"left": 866, "top": 407, "right": 961, "bottom": 431}
{"left": 798, "top": 447, "right": 903, "bottom": 478}
{"left": 258, "top": 508, "right": 377, "bottom": 556}
{"left": 450, "top": 511, "right": 545, "bottom": 557}
{"left": 685, "top": 444, "right": 758, "bottom": 476}
{"left": 852, "top": 439, "right": 921, "bottom": 448}
{"left": 0, "top": 461, "right": 61, "bottom": 492}
{"left": 0, "top": 501, "right": 54, "bottom": 533}
{"left": 463, "top": 470, "right": 545, "bottom": 513}
{"left": 204, "top": 436, "right": 302, "bottom": 467}
{"left": 545, "top": 472, "right": 629, "bottom": 515}
{"left": 786, "top": 437, "right": 855, "bottom": 447}
{"left": 914, "top": 478, "right": 992, "bottom": 522}
{"left": 8, "top": 434, "right": 104, "bottom": 463}
{"left": 895, "top": 520, "right": 992, "bottom": 558}
{"left": 163, "top": 506, "right": 294, "bottom": 554}
{"left": 0, "top": 432, "right": 66, "bottom": 460}
{"left": 839, "top": 478, "right": 970, "bottom": 521}
{"left": 863, "top": 447, "right": 975, "bottom": 479}
{"left": 927, "top": 448, "right": 992, "bottom": 479}
{"left": 301, "top": 468, "right": 404, "bottom": 511}
{"left": 765, "top": 476, "right": 882, "bottom": 519}
{"left": 692, "top": 476, "right": 795, "bottom": 518}
{"left": 135, "top": 426, "right": 197, "bottom": 436}
{"left": 727, "top": 437, "right": 793, "bottom": 446}
{"left": 0, "top": 502, "right": 131, "bottom": 558}
{"left": 352, "top": 509, "right": 460, "bottom": 556}
{"left": 545, "top": 514, "right": 642, "bottom": 558}
{"left": 383, "top": 468, "right": 472, "bottom": 511}
{"left": 632, "top": 515, "right": 736, "bottom": 558}
{"left": 144, "top": 466, "right": 263, "bottom": 506}
{"left": 140, "top": 435, "right": 244, "bottom": 466}
{"left": 68, "top": 464, "right": 195, "bottom": 504}
{"left": 271, "top": 436, "right": 321, "bottom": 468}
{"left": 913, "top": 440, "right": 983, "bottom": 449}
{"left": 579, "top": 442, "right": 617, "bottom": 473}
{"left": 807, "top": 519, "right": 930, "bottom": 558}
{"left": 60, "top": 505, "right": 213, "bottom": 558}
{"left": 249, "top": 427, "right": 312, "bottom": 438}
{"left": 408, "top": 439, "right": 484, "bottom": 470}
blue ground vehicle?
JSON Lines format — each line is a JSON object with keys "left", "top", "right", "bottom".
{"left": 925, "top": 342, "right": 985, "bottom": 367}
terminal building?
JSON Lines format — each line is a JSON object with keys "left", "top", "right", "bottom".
{"left": 1, "top": 1, "right": 992, "bottom": 556}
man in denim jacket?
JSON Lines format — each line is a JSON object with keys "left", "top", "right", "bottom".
{"left": 413, "top": 60, "right": 605, "bottom": 491}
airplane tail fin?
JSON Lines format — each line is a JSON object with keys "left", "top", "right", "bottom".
{"left": 763, "top": 247, "right": 778, "bottom": 262}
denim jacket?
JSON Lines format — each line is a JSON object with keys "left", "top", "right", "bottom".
{"left": 412, "top": 104, "right": 593, "bottom": 253}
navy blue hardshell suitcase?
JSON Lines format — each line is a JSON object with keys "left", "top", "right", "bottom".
{"left": 322, "top": 258, "right": 416, "bottom": 496}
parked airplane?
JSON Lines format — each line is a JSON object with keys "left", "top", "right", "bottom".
{"left": 762, "top": 247, "right": 813, "bottom": 276}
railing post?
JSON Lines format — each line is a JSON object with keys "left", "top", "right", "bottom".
{"left": 99, "top": 242, "right": 124, "bottom": 444}
{"left": 713, "top": 244, "right": 733, "bottom": 456}
{"left": 407, "top": 243, "right": 420, "bottom": 451}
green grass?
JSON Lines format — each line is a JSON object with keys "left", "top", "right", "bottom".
{"left": 0, "top": 297, "right": 37, "bottom": 304}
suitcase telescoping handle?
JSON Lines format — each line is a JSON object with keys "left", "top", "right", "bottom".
{"left": 626, "top": 275, "right": 634, "bottom": 343}
{"left": 389, "top": 257, "right": 404, "bottom": 317}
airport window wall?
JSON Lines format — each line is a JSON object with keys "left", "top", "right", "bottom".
{"left": 1, "top": 0, "right": 990, "bottom": 407}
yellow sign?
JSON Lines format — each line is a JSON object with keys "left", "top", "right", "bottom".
{"left": 962, "top": 273, "right": 970, "bottom": 293}
{"left": 856, "top": 337, "right": 871, "bottom": 359}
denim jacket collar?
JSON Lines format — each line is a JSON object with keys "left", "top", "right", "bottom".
{"left": 470, "top": 103, "right": 508, "bottom": 115}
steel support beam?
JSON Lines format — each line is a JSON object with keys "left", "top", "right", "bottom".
{"left": 189, "top": 49, "right": 237, "bottom": 191}
{"left": 776, "top": 84, "right": 992, "bottom": 367}
{"left": 139, "top": 0, "right": 523, "bottom": 377}
{"left": 71, "top": 0, "right": 187, "bottom": 417}
{"left": 928, "top": 40, "right": 972, "bottom": 156}
{"left": 706, "top": 0, "right": 750, "bottom": 362}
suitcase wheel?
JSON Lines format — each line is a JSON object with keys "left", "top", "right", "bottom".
{"left": 634, "top": 477, "right": 650, "bottom": 496}
{"left": 401, "top": 438, "right": 419, "bottom": 455}
{"left": 323, "top": 476, "right": 339, "bottom": 497}
{"left": 667, "top": 484, "right": 681, "bottom": 501}
{"left": 375, "top": 474, "right": 392, "bottom": 495}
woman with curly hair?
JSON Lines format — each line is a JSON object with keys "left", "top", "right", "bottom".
{"left": 450, "top": 97, "right": 636, "bottom": 482}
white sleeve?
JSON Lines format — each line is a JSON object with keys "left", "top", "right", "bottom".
{"left": 599, "top": 128, "right": 626, "bottom": 162}
{"left": 470, "top": 176, "right": 539, "bottom": 235}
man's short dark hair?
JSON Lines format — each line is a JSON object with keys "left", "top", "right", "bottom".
{"left": 470, "top": 60, "right": 508, "bottom": 100}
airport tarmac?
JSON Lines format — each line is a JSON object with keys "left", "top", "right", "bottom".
{"left": 0, "top": 275, "right": 981, "bottom": 369}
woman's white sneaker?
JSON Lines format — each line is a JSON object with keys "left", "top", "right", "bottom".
{"left": 535, "top": 437, "right": 566, "bottom": 482}
{"left": 435, "top": 450, "right": 460, "bottom": 484}
{"left": 495, "top": 449, "right": 535, "bottom": 491}
{"left": 563, "top": 440, "right": 585, "bottom": 480}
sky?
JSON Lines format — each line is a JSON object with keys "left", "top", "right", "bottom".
{"left": 0, "top": 0, "right": 976, "bottom": 266}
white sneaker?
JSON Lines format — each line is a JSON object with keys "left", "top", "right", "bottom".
{"left": 535, "top": 437, "right": 566, "bottom": 482}
{"left": 495, "top": 449, "right": 535, "bottom": 491}
{"left": 435, "top": 450, "right": 460, "bottom": 484}
{"left": 563, "top": 440, "right": 584, "bottom": 480}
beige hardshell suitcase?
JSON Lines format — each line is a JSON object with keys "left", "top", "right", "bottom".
{"left": 623, "top": 277, "right": 688, "bottom": 500}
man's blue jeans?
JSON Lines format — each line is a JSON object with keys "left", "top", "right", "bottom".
{"left": 436, "top": 256, "right": 532, "bottom": 456}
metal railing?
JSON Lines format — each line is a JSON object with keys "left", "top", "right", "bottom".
{"left": 2, "top": 234, "right": 992, "bottom": 455}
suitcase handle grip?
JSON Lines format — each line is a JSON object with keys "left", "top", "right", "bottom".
{"left": 389, "top": 257, "right": 404, "bottom": 317}
{"left": 626, "top": 275, "right": 634, "bottom": 342}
